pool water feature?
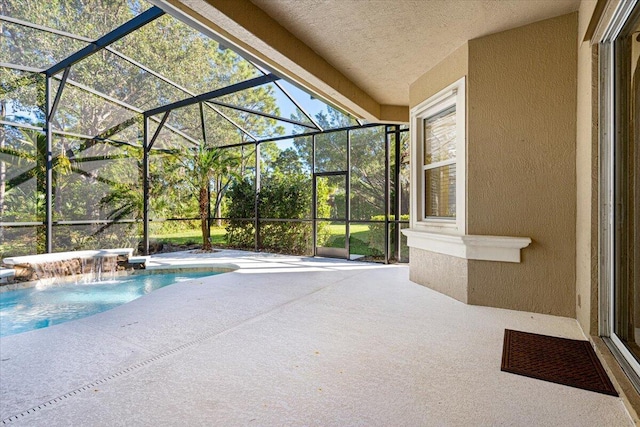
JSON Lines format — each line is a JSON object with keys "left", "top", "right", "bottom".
{"left": 0, "top": 271, "right": 219, "bottom": 337}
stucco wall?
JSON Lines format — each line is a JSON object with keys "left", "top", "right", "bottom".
{"left": 407, "top": 43, "right": 469, "bottom": 298}
{"left": 409, "top": 248, "right": 468, "bottom": 303}
{"left": 575, "top": 0, "right": 599, "bottom": 335}
{"left": 409, "top": 43, "right": 468, "bottom": 109}
{"left": 465, "top": 13, "right": 578, "bottom": 317}
{"left": 408, "top": 14, "right": 578, "bottom": 317}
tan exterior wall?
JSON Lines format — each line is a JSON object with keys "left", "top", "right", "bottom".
{"left": 465, "top": 13, "right": 578, "bottom": 317}
{"left": 408, "top": 14, "right": 578, "bottom": 318}
{"left": 409, "top": 43, "right": 468, "bottom": 109}
{"left": 407, "top": 43, "right": 469, "bottom": 300}
{"left": 409, "top": 248, "right": 468, "bottom": 303}
{"left": 575, "top": 0, "right": 600, "bottom": 334}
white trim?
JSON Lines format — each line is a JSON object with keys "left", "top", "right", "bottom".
{"left": 410, "top": 77, "right": 466, "bottom": 234}
{"left": 595, "top": 0, "right": 640, "bottom": 386}
{"left": 402, "top": 229, "right": 531, "bottom": 263}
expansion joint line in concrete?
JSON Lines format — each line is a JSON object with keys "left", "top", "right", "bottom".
{"left": 1, "top": 284, "right": 333, "bottom": 424}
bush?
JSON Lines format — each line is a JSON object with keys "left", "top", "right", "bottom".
{"left": 225, "top": 177, "right": 314, "bottom": 254}
{"left": 225, "top": 179, "right": 257, "bottom": 249}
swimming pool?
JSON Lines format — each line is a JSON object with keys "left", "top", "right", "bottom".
{"left": 0, "top": 271, "right": 219, "bottom": 337}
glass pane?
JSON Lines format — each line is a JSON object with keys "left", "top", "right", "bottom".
{"left": 423, "top": 105, "right": 456, "bottom": 165}
{"left": 613, "top": 10, "right": 640, "bottom": 363}
{"left": 315, "top": 131, "right": 347, "bottom": 173}
{"left": 316, "top": 175, "right": 346, "bottom": 220}
{"left": 425, "top": 164, "right": 456, "bottom": 218}
{"left": 258, "top": 220, "right": 312, "bottom": 255}
{"left": 0, "top": 226, "right": 40, "bottom": 257}
{"left": 350, "top": 127, "right": 385, "bottom": 220}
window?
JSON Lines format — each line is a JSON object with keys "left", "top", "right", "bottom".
{"left": 411, "top": 77, "right": 465, "bottom": 234}
{"left": 423, "top": 106, "right": 457, "bottom": 218}
{"left": 596, "top": 0, "right": 640, "bottom": 390}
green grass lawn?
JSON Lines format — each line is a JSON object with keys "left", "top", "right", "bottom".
{"left": 151, "top": 223, "right": 381, "bottom": 256}
{"left": 324, "top": 223, "right": 381, "bottom": 256}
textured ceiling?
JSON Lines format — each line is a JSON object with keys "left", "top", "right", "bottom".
{"left": 249, "top": 0, "right": 581, "bottom": 106}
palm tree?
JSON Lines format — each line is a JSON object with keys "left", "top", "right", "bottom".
{"left": 176, "top": 144, "right": 240, "bottom": 251}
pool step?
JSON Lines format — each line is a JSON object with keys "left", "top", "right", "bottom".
{"left": 0, "top": 268, "right": 16, "bottom": 284}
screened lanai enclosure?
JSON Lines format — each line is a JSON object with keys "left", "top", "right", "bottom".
{"left": 0, "top": 0, "right": 409, "bottom": 263}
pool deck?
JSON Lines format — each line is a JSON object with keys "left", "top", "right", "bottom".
{"left": 0, "top": 250, "right": 633, "bottom": 426}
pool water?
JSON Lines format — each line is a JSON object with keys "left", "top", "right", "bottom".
{"left": 0, "top": 271, "right": 217, "bottom": 337}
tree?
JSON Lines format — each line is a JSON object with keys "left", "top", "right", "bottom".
{"left": 1, "top": 0, "right": 284, "bottom": 254}
{"left": 175, "top": 144, "right": 240, "bottom": 251}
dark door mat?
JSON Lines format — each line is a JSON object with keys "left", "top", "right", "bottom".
{"left": 501, "top": 329, "right": 618, "bottom": 396}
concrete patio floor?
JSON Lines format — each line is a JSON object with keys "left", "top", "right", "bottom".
{"left": 0, "top": 250, "right": 633, "bottom": 426}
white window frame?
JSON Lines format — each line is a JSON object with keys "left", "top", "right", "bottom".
{"left": 410, "top": 77, "right": 466, "bottom": 235}
{"left": 594, "top": 0, "right": 640, "bottom": 389}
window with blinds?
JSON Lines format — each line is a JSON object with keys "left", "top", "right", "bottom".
{"left": 422, "top": 106, "right": 456, "bottom": 218}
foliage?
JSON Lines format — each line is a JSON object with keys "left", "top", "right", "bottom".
{"left": 0, "top": 0, "right": 284, "bottom": 255}
{"left": 224, "top": 179, "right": 256, "bottom": 249}
{"left": 367, "top": 214, "right": 410, "bottom": 256}
{"left": 172, "top": 144, "right": 241, "bottom": 250}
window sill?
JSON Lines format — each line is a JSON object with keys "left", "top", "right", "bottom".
{"left": 401, "top": 229, "right": 531, "bottom": 263}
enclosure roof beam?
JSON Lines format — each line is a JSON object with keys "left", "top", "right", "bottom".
{"left": 44, "top": 6, "right": 165, "bottom": 77}
{"left": 207, "top": 100, "right": 317, "bottom": 129}
{"left": 250, "top": 61, "right": 322, "bottom": 131}
{"left": 144, "top": 73, "right": 280, "bottom": 117}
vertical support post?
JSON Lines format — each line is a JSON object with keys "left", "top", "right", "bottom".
{"left": 44, "top": 76, "right": 53, "bottom": 253}
{"left": 345, "top": 130, "right": 350, "bottom": 260}
{"left": 254, "top": 142, "right": 260, "bottom": 252}
{"left": 199, "top": 102, "right": 211, "bottom": 235}
{"left": 142, "top": 116, "right": 150, "bottom": 255}
{"left": 311, "top": 135, "right": 317, "bottom": 256}
{"left": 384, "top": 127, "right": 391, "bottom": 264}
{"left": 394, "top": 126, "right": 402, "bottom": 261}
